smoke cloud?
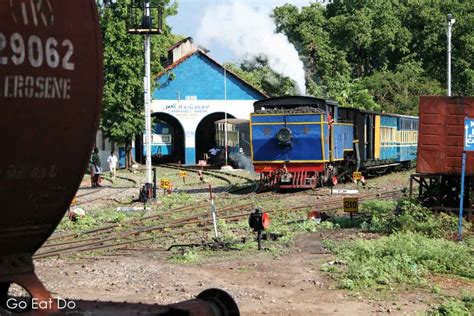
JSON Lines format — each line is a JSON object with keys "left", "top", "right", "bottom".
{"left": 229, "top": 152, "right": 254, "bottom": 172}
{"left": 196, "top": 1, "right": 306, "bottom": 95}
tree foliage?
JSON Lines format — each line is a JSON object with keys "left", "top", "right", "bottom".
{"left": 224, "top": 57, "right": 298, "bottom": 97}
{"left": 234, "top": 0, "right": 472, "bottom": 115}
{"left": 98, "top": 0, "right": 178, "bottom": 151}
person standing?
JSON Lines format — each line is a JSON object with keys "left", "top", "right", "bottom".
{"left": 90, "top": 147, "right": 102, "bottom": 187}
{"left": 107, "top": 150, "right": 118, "bottom": 179}
{"left": 208, "top": 147, "right": 220, "bottom": 165}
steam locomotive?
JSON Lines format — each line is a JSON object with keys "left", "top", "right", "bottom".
{"left": 250, "top": 96, "right": 418, "bottom": 189}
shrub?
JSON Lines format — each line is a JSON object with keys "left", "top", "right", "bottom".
{"left": 359, "top": 199, "right": 397, "bottom": 233}
{"left": 427, "top": 294, "right": 474, "bottom": 315}
{"left": 333, "top": 232, "right": 473, "bottom": 289}
{"left": 359, "top": 198, "right": 469, "bottom": 238}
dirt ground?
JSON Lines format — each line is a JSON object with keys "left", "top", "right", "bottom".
{"left": 2, "top": 169, "right": 469, "bottom": 315}
{"left": 31, "top": 229, "right": 442, "bottom": 315}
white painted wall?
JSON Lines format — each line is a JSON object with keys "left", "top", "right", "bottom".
{"left": 151, "top": 99, "right": 254, "bottom": 164}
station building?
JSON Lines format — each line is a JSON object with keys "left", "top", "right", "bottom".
{"left": 140, "top": 38, "right": 267, "bottom": 165}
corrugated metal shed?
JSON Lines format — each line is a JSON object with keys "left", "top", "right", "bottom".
{"left": 417, "top": 96, "right": 474, "bottom": 175}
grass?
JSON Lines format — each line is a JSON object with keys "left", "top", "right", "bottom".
{"left": 321, "top": 198, "right": 474, "bottom": 293}
{"left": 56, "top": 206, "right": 144, "bottom": 232}
{"left": 355, "top": 198, "right": 471, "bottom": 239}
{"left": 168, "top": 250, "right": 201, "bottom": 264}
{"left": 329, "top": 232, "right": 473, "bottom": 290}
{"left": 427, "top": 293, "right": 474, "bottom": 315}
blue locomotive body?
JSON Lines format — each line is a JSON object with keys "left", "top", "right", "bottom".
{"left": 251, "top": 113, "right": 329, "bottom": 162}
{"left": 250, "top": 96, "right": 355, "bottom": 188}
{"left": 250, "top": 96, "right": 418, "bottom": 188}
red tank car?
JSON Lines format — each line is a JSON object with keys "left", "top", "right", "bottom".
{"left": 0, "top": 0, "right": 103, "bottom": 309}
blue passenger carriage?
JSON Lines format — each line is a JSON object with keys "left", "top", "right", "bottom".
{"left": 337, "top": 108, "right": 418, "bottom": 174}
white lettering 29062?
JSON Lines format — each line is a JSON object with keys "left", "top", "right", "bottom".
{"left": 0, "top": 32, "right": 74, "bottom": 71}
{"left": 11, "top": 33, "right": 25, "bottom": 65}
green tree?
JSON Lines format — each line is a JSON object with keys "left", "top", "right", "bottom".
{"left": 271, "top": 0, "right": 472, "bottom": 113}
{"left": 327, "top": 0, "right": 411, "bottom": 77}
{"left": 273, "top": 3, "right": 351, "bottom": 100}
{"left": 361, "top": 62, "right": 444, "bottom": 115}
{"left": 401, "top": 0, "right": 474, "bottom": 96}
{"left": 224, "top": 56, "right": 298, "bottom": 97}
{"left": 98, "top": 0, "right": 177, "bottom": 166}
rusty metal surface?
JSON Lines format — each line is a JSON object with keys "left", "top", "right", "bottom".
{"left": 417, "top": 96, "right": 474, "bottom": 175}
{"left": 0, "top": 0, "right": 103, "bottom": 258}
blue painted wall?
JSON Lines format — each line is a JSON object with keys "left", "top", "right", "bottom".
{"left": 380, "top": 145, "right": 399, "bottom": 160}
{"left": 154, "top": 53, "right": 265, "bottom": 100}
{"left": 185, "top": 148, "right": 195, "bottom": 165}
{"left": 118, "top": 147, "right": 136, "bottom": 168}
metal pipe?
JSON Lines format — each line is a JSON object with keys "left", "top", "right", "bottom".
{"left": 153, "top": 167, "right": 157, "bottom": 198}
{"left": 447, "top": 14, "right": 455, "bottom": 96}
{"left": 459, "top": 151, "right": 466, "bottom": 241}
{"left": 224, "top": 67, "right": 228, "bottom": 166}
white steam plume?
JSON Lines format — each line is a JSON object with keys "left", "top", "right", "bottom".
{"left": 196, "top": 1, "right": 305, "bottom": 95}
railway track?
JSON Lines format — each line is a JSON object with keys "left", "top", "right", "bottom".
{"left": 158, "top": 163, "right": 259, "bottom": 194}
{"left": 35, "top": 188, "right": 404, "bottom": 259}
{"left": 74, "top": 175, "right": 138, "bottom": 206}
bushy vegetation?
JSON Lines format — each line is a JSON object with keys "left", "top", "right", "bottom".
{"left": 324, "top": 198, "right": 474, "bottom": 291}
{"left": 359, "top": 199, "right": 468, "bottom": 238}
{"left": 427, "top": 294, "right": 474, "bottom": 316}
{"left": 330, "top": 232, "right": 473, "bottom": 290}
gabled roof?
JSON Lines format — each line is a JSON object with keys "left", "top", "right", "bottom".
{"left": 167, "top": 37, "right": 193, "bottom": 52}
{"left": 167, "top": 37, "right": 209, "bottom": 55}
{"left": 155, "top": 49, "right": 268, "bottom": 99}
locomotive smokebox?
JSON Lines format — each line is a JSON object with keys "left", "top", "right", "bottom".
{"left": 0, "top": 0, "right": 103, "bottom": 310}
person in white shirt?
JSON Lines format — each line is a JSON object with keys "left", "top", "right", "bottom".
{"left": 107, "top": 151, "right": 118, "bottom": 179}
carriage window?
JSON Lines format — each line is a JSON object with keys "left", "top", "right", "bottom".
{"left": 161, "top": 135, "right": 172, "bottom": 144}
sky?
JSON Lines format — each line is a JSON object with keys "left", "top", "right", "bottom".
{"left": 167, "top": 0, "right": 315, "bottom": 64}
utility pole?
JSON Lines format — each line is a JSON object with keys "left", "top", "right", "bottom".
{"left": 144, "top": 0, "right": 152, "bottom": 190}
{"left": 447, "top": 13, "right": 455, "bottom": 96}
{"left": 128, "top": 0, "right": 163, "bottom": 199}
